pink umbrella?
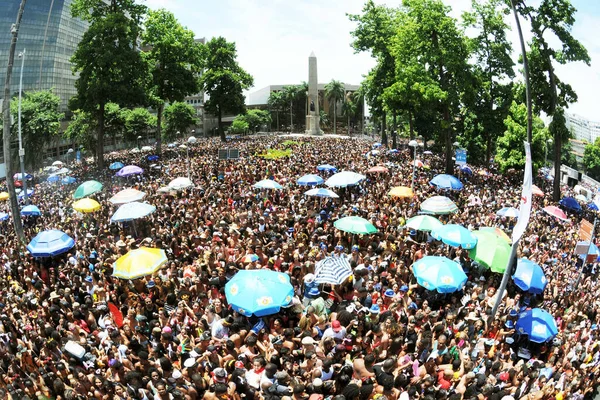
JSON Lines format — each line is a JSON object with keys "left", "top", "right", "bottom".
{"left": 414, "top": 160, "right": 424, "bottom": 168}
{"left": 367, "top": 165, "right": 389, "bottom": 174}
{"left": 532, "top": 185, "right": 544, "bottom": 197}
{"left": 543, "top": 206, "right": 568, "bottom": 221}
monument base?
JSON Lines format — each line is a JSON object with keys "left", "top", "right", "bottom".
{"left": 305, "top": 114, "right": 323, "bottom": 136}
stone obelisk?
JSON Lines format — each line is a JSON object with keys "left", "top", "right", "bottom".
{"left": 305, "top": 51, "right": 322, "bottom": 135}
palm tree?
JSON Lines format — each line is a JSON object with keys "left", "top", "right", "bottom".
{"left": 342, "top": 92, "right": 358, "bottom": 136}
{"left": 299, "top": 81, "right": 308, "bottom": 129}
{"left": 282, "top": 85, "right": 301, "bottom": 132}
{"left": 267, "top": 91, "right": 285, "bottom": 131}
{"left": 325, "top": 80, "right": 345, "bottom": 135}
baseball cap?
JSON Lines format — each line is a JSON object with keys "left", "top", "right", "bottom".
{"left": 332, "top": 320, "right": 342, "bottom": 332}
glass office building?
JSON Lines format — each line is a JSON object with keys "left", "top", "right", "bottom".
{"left": 0, "top": 0, "right": 88, "bottom": 112}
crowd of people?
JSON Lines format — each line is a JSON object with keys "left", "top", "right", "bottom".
{"left": 0, "top": 134, "right": 598, "bottom": 400}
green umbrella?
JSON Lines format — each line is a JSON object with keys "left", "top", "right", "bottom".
{"left": 334, "top": 216, "right": 378, "bottom": 235}
{"left": 405, "top": 215, "right": 443, "bottom": 232}
{"left": 73, "top": 180, "right": 103, "bottom": 200}
{"left": 468, "top": 230, "right": 511, "bottom": 273}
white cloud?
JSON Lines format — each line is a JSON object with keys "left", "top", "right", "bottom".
{"left": 144, "top": 0, "right": 599, "bottom": 121}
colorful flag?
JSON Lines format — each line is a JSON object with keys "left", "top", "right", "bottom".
{"left": 512, "top": 142, "right": 532, "bottom": 243}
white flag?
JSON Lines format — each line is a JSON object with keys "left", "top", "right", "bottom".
{"left": 512, "top": 142, "right": 532, "bottom": 243}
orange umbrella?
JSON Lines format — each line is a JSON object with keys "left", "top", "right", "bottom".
{"left": 368, "top": 166, "right": 389, "bottom": 174}
{"left": 532, "top": 185, "right": 544, "bottom": 197}
{"left": 389, "top": 186, "right": 414, "bottom": 198}
{"left": 480, "top": 227, "right": 512, "bottom": 243}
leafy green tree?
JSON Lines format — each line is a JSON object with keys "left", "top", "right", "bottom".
{"left": 342, "top": 93, "right": 358, "bottom": 136}
{"left": 230, "top": 118, "right": 249, "bottom": 135}
{"left": 124, "top": 107, "right": 156, "bottom": 144}
{"left": 199, "top": 37, "right": 253, "bottom": 142}
{"left": 282, "top": 85, "right": 301, "bottom": 132}
{"left": 242, "top": 109, "right": 271, "bottom": 133}
{"left": 267, "top": 91, "right": 285, "bottom": 131}
{"left": 325, "top": 80, "right": 345, "bottom": 135}
{"left": 70, "top": 0, "right": 149, "bottom": 168}
{"left": 514, "top": 0, "right": 590, "bottom": 200}
{"left": 142, "top": 9, "right": 202, "bottom": 155}
{"left": 9, "top": 90, "right": 64, "bottom": 169}
{"left": 462, "top": 0, "right": 514, "bottom": 164}
{"left": 583, "top": 139, "right": 600, "bottom": 180}
{"left": 496, "top": 101, "right": 549, "bottom": 172}
{"left": 163, "top": 101, "right": 197, "bottom": 141}
{"left": 64, "top": 110, "right": 96, "bottom": 156}
{"left": 104, "top": 102, "right": 127, "bottom": 145}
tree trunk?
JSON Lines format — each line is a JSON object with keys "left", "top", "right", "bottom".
{"left": 218, "top": 106, "right": 225, "bottom": 142}
{"left": 381, "top": 112, "right": 388, "bottom": 147}
{"left": 392, "top": 111, "right": 397, "bottom": 149}
{"left": 155, "top": 103, "right": 163, "bottom": 156}
{"left": 444, "top": 107, "right": 453, "bottom": 174}
{"left": 2, "top": 0, "right": 26, "bottom": 243}
{"left": 409, "top": 110, "right": 414, "bottom": 139}
{"left": 333, "top": 102, "right": 337, "bottom": 135}
{"left": 97, "top": 102, "right": 105, "bottom": 169}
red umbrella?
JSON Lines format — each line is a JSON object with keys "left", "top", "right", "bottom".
{"left": 108, "top": 302, "right": 124, "bottom": 328}
{"left": 543, "top": 206, "right": 568, "bottom": 221}
{"left": 367, "top": 165, "right": 389, "bottom": 174}
{"left": 532, "top": 185, "right": 544, "bottom": 197}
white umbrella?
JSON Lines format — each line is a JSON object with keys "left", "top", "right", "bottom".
{"left": 110, "top": 202, "right": 156, "bottom": 223}
{"left": 52, "top": 160, "right": 63, "bottom": 166}
{"left": 325, "top": 171, "right": 366, "bottom": 188}
{"left": 304, "top": 188, "right": 339, "bottom": 198}
{"left": 168, "top": 177, "right": 194, "bottom": 190}
{"left": 141, "top": 146, "right": 153, "bottom": 152}
{"left": 44, "top": 166, "right": 59, "bottom": 172}
{"left": 253, "top": 179, "right": 283, "bottom": 190}
{"left": 315, "top": 256, "right": 352, "bottom": 285}
{"left": 109, "top": 188, "right": 147, "bottom": 205}
{"left": 187, "top": 136, "right": 197, "bottom": 144}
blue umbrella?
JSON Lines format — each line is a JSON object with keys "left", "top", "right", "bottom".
{"left": 167, "top": 143, "right": 177, "bottom": 148}
{"left": 0, "top": 212, "right": 9, "bottom": 221}
{"left": 147, "top": 155, "right": 159, "bottom": 161}
{"left": 62, "top": 176, "right": 77, "bottom": 184}
{"left": 588, "top": 201, "right": 599, "bottom": 211}
{"left": 372, "top": 142, "right": 382, "bottom": 148}
{"left": 496, "top": 207, "right": 520, "bottom": 218}
{"left": 430, "top": 174, "right": 463, "bottom": 190}
{"left": 253, "top": 179, "right": 283, "bottom": 190}
{"left": 387, "top": 149, "right": 399, "bottom": 154}
{"left": 412, "top": 256, "right": 468, "bottom": 293}
{"left": 297, "top": 174, "right": 324, "bottom": 186}
{"left": 18, "top": 189, "right": 34, "bottom": 199}
{"left": 325, "top": 171, "right": 366, "bottom": 188}
{"left": 431, "top": 224, "right": 478, "bottom": 249}
{"left": 109, "top": 162, "right": 124, "bottom": 170}
{"left": 559, "top": 196, "right": 581, "bottom": 212}
{"left": 317, "top": 164, "right": 337, "bottom": 173}
{"left": 27, "top": 229, "right": 75, "bottom": 257}
{"left": 516, "top": 308, "right": 558, "bottom": 343}
{"left": 116, "top": 165, "right": 144, "bottom": 177}
{"left": 110, "top": 202, "right": 157, "bottom": 223}
{"left": 225, "top": 270, "right": 294, "bottom": 317}
{"left": 21, "top": 205, "right": 41, "bottom": 216}
{"left": 47, "top": 175, "right": 60, "bottom": 183}
{"left": 513, "top": 259, "right": 548, "bottom": 294}
{"left": 460, "top": 165, "right": 473, "bottom": 175}
{"left": 304, "top": 188, "right": 339, "bottom": 198}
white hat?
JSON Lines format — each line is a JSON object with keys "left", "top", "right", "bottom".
{"left": 184, "top": 357, "right": 197, "bottom": 368}
{"left": 302, "top": 336, "right": 316, "bottom": 345}
{"left": 304, "top": 273, "right": 315, "bottom": 284}
{"left": 172, "top": 369, "right": 182, "bottom": 379}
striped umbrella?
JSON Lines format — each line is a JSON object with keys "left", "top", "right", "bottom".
{"left": 314, "top": 256, "right": 352, "bottom": 285}
{"left": 420, "top": 196, "right": 458, "bottom": 214}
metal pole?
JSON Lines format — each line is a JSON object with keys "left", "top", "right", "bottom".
{"left": 491, "top": 240, "right": 519, "bottom": 319}
{"left": 544, "top": 143, "right": 548, "bottom": 168}
{"left": 575, "top": 217, "right": 597, "bottom": 288}
{"left": 18, "top": 49, "right": 28, "bottom": 205}
{"left": 411, "top": 145, "right": 416, "bottom": 191}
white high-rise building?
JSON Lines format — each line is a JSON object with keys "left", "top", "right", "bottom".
{"left": 565, "top": 113, "right": 600, "bottom": 145}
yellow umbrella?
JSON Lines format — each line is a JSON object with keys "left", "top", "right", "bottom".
{"left": 112, "top": 247, "right": 167, "bottom": 280}
{"left": 0, "top": 192, "right": 8, "bottom": 201}
{"left": 389, "top": 186, "right": 414, "bottom": 198}
{"left": 480, "top": 227, "right": 512, "bottom": 243}
{"left": 73, "top": 198, "right": 101, "bottom": 213}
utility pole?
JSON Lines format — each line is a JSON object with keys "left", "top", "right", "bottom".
{"left": 2, "top": 0, "right": 27, "bottom": 243}
{"left": 18, "top": 49, "right": 28, "bottom": 205}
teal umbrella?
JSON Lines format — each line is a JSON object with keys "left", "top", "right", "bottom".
{"left": 412, "top": 256, "right": 467, "bottom": 293}
{"left": 405, "top": 215, "right": 443, "bottom": 232}
{"left": 334, "top": 216, "right": 378, "bottom": 235}
{"left": 73, "top": 180, "right": 103, "bottom": 199}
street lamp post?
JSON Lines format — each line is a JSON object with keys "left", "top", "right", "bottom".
{"left": 409, "top": 140, "right": 418, "bottom": 191}
{"left": 67, "top": 148, "right": 74, "bottom": 165}
{"left": 545, "top": 138, "right": 553, "bottom": 167}
{"left": 137, "top": 135, "right": 142, "bottom": 149}
{"left": 17, "top": 49, "right": 28, "bottom": 205}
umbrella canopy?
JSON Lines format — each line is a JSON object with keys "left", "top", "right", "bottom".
{"left": 317, "top": 164, "right": 337, "bottom": 172}
{"left": 559, "top": 196, "right": 581, "bottom": 212}
{"left": 73, "top": 198, "right": 101, "bottom": 213}
{"left": 460, "top": 165, "right": 473, "bottom": 175}
{"left": 109, "top": 162, "right": 124, "bottom": 170}
{"left": 367, "top": 165, "right": 389, "bottom": 174}
{"left": 0, "top": 212, "right": 8, "bottom": 221}
{"left": 62, "top": 176, "right": 77, "bottom": 185}
{"left": 167, "top": 143, "right": 177, "bottom": 148}
{"left": 13, "top": 173, "right": 32, "bottom": 180}
{"left": 168, "top": 177, "right": 194, "bottom": 190}
{"left": 405, "top": 215, "right": 443, "bottom": 232}
{"left": 389, "top": 186, "right": 414, "bottom": 198}
{"left": 420, "top": 196, "right": 458, "bottom": 214}
{"left": 304, "top": 188, "right": 339, "bottom": 198}
{"left": 241, "top": 254, "right": 259, "bottom": 263}
{"left": 423, "top": 150, "right": 433, "bottom": 155}
{"left": 575, "top": 194, "right": 587, "bottom": 203}
{"left": 147, "top": 155, "right": 159, "bottom": 161}
{"left": 513, "top": 259, "right": 548, "bottom": 294}
{"left": 141, "top": 146, "right": 153, "bottom": 152}
{"left": 44, "top": 166, "right": 59, "bottom": 172}
{"left": 414, "top": 159, "right": 424, "bottom": 168}
{"left": 297, "top": 174, "right": 324, "bottom": 186}
{"left": 468, "top": 230, "right": 511, "bottom": 273}
{"left": 225, "top": 270, "right": 294, "bottom": 317}
{"left": 21, "top": 205, "right": 41, "bottom": 216}
{"left": 334, "top": 216, "right": 378, "bottom": 235}
{"left": 109, "top": 188, "right": 147, "bottom": 205}
{"left": 53, "top": 168, "right": 70, "bottom": 175}
{"left": 253, "top": 179, "right": 283, "bottom": 190}
{"left": 111, "top": 202, "right": 156, "bottom": 223}
{"left": 412, "top": 256, "right": 468, "bottom": 293}
{"left": 52, "top": 160, "right": 63, "bottom": 166}
{"left": 325, "top": 171, "right": 366, "bottom": 188}
{"left": 516, "top": 308, "right": 558, "bottom": 343}
{"left": 496, "top": 207, "right": 520, "bottom": 218}
{"left": 430, "top": 174, "right": 463, "bottom": 190}
{"left": 18, "top": 189, "right": 34, "bottom": 199}
{"left": 47, "top": 175, "right": 60, "bottom": 183}
{"left": 431, "top": 224, "right": 478, "bottom": 249}
{"left": 0, "top": 192, "right": 8, "bottom": 201}
{"left": 532, "top": 185, "right": 544, "bottom": 197}
{"left": 116, "top": 165, "right": 143, "bottom": 177}
{"left": 112, "top": 247, "right": 168, "bottom": 280}
{"left": 372, "top": 142, "right": 382, "bottom": 148}
{"left": 73, "top": 180, "right": 103, "bottom": 199}
{"left": 589, "top": 202, "right": 599, "bottom": 211}
{"left": 315, "top": 256, "right": 353, "bottom": 285}
{"left": 543, "top": 206, "right": 568, "bottom": 221}
{"left": 480, "top": 226, "right": 512, "bottom": 243}
{"left": 27, "top": 230, "right": 75, "bottom": 257}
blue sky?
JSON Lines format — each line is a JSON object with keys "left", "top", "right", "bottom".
{"left": 145, "top": 0, "right": 599, "bottom": 121}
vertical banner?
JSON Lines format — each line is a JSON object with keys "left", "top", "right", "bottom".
{"left": 455, "top": 148, "right": 467, "bottom": 165}
{"left": 76, "top": 150, "right": 81, "bottom": 162}
{"left": 512, "top": 142, "right": 532, "bottom": 243}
